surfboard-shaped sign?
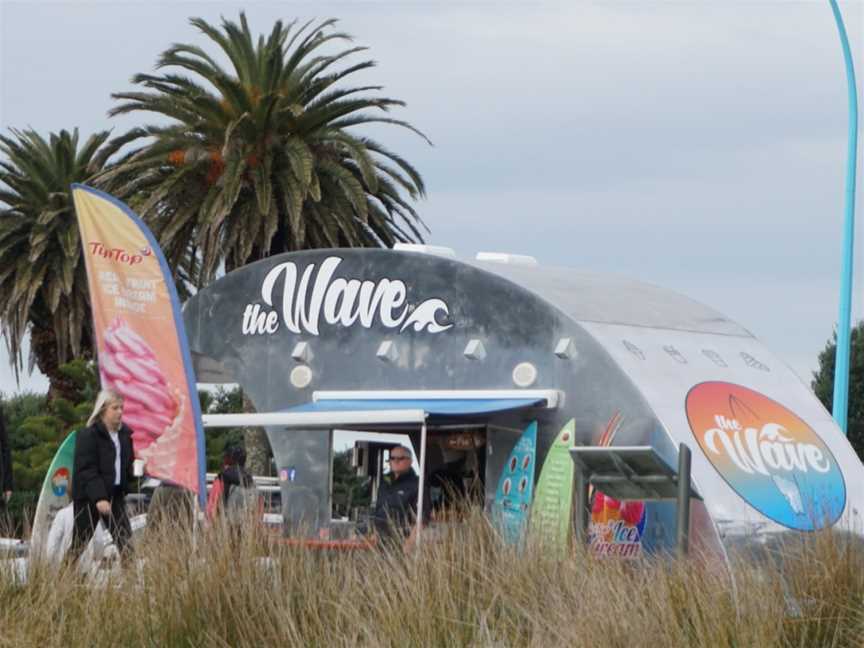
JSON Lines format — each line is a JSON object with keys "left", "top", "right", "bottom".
{"left": 530, "top": 419, "right": 576, "bottom": 552}
{"left": 30, "top": 431, "right": 77, "bottom": 557}
{"left": 493, "top": 421, "right": 537, "bottom": 546}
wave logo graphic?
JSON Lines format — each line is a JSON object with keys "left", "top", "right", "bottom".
{"left": 243, "top": 256, "right": 453, "bottom": 336}
{"left": 686, "top": 382, "right": 845, "bottom": 531}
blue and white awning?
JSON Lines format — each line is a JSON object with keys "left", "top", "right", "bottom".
{"left": 201, "top": 389, "right": 559, "bottom": 429}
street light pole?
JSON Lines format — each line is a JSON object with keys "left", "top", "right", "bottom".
{"left": 829, "top": 0, "right": 859, "bottom": 435}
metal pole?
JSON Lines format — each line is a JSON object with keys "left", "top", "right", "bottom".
{"left": 676, "top": 443, "right": 691, "bottom": 558}
{"left": 829, "top": 0, "right": 859, "bottom": 435}
{"left": 415, "top": 421, "right": 427, "bottom": 546}
{"left": 574, "top": 467, "right": 589, "bottom": 547}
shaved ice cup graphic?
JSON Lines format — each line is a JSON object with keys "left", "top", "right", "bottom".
{"left": 589, "top": 492, "right": 646, "bottom": 558}
{"left": 100, "top": 317, "right": 198, "bottom": 485}
{"left": 51, "top": 468, "right": 70, "bottom": 497}
{"left": 686, "top": 381, "right": 846, "bottom": 532}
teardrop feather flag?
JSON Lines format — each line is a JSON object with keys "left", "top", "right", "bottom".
{"left": 71, "top": 184, "right": 206, "bottom": 507}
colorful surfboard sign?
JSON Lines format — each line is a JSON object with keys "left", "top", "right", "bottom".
{"left": 686, "top": 381, "right": 846, "bottom": 531}
{"left": 30, "top": 431, "right": 77, "bottom": 555}
{"left": 493, "top": 421, "right": 537, "bottom": 546}
{"left": 530, "top": 419, "right": 576, "bottom": 551}
{"left": 71, "top": 185, "right": 206, "bottom": 507}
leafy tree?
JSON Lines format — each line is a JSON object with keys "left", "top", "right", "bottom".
{"left": 1, "top": 358, "right": 98, "bottom": 535}
{"left": 102, "top": 13, "right": 430, "bottom": 472}
{"left": 103, "top": 13, "right": 430, "bottom": 289}
{"left": 200, "top": 385, "right": 248, "bottom": 472}
{"left": 331, "top": 448, "right": 370, "bottom": 519}
{"left": 1, "top": 391, "right": 48, "bottom": 435}
{"left": 811, "top": 323, "right": 864, "bottom": 460}
{"left": 7, "top": 359, "right": 98, "bottom": 491}
{"left": 0, "top": 129, "right": 135, "bottom": 399}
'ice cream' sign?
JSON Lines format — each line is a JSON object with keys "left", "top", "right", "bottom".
{"left": 686, "top": 382, "right": 846, "bottom": 531}
{"left": 242, "top": 256, "right": 453, "bottom": 336}
{"left": 589, "top": 493, "right": 646, "bottom": 558}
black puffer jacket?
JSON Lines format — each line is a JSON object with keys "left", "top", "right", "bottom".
{"left": 72, "top": 421, "right": 134, "bottom": 504}
{"left": 372, "top": 469, "right": 430, "bottom": 537}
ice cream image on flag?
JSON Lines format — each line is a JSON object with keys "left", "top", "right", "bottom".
{"left": 100, "top": 316, "right": 196, "bottom": 486}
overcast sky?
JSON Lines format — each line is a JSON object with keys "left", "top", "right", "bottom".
{"left": 0, "top": 0, "right": 862, "bottom": 397}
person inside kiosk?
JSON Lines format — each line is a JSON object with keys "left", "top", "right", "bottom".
{"left": 370, "top": 445, "right": 430, "bottom": 547}
{"left": 351, "top": 428, "right": 487, "bottom": 546}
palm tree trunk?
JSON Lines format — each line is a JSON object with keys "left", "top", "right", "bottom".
{"left": 28, "top": 324, "right": 80, "bottom": 402}
{"left": 242, "top": 392, "right": 272, "bottom": 476}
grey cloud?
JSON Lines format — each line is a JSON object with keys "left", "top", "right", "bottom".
{"left": 0, "top": 1, "right": 861, "bottom": 394}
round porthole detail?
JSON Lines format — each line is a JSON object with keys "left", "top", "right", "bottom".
{"left": 512, "top": 362, "right": 538, "bottom": 388}
{"left": 290, "top": 365, "right": 313, "bottom": 389}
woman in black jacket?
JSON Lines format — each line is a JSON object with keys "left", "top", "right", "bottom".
{"left": 70, "top": 389, "right": 135, "bottom": 563}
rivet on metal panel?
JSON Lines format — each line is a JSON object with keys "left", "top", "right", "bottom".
{"left": 291, "top": 341, "right": 312, "bottom": 363}
{"left": 554, "top": 337, "right": 577, "bottom": 360}
{"left": 376, "top": 340, "right": 399, "bottom": 363}
{"left": 464, "top": 339, "right": 486, "bottom": 361}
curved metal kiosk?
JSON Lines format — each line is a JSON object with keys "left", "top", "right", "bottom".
{"left": 184, "top": 248, "right": 862, "bottom": 558}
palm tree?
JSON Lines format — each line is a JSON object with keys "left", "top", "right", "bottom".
{"left": 102, "top": 13, "right": 430, "bottom": 288}
{"left": 0, "top": 129, "right": 135, "bottom": 399}
{"left": 102, "top": 14, "right": 430, "bottom": 472}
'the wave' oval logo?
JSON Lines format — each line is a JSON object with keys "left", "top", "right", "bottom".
{"left": 685, "top": 382, "right": 846, "bottom": 531}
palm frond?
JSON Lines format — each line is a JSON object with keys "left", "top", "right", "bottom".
{"left": 104, "top": 11, "right": 429, "bottom": 284}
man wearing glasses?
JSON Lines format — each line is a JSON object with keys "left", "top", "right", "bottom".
{"left": 371, "top": 445, "right": 428, "bottom": 545}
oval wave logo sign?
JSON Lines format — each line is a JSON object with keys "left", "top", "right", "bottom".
{"left": 685, "top": 382, "right": 845, "bottom": 531}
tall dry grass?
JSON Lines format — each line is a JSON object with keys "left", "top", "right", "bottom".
{"left": 0, "top": 509, "right": 862, "bottom": 648}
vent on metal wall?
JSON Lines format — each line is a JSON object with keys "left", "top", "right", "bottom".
{"left": 393, "top": 243, "right": 456, "bottom": 257}
{"left": 475, "top": 252, "right": 539, "bottom": 266}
